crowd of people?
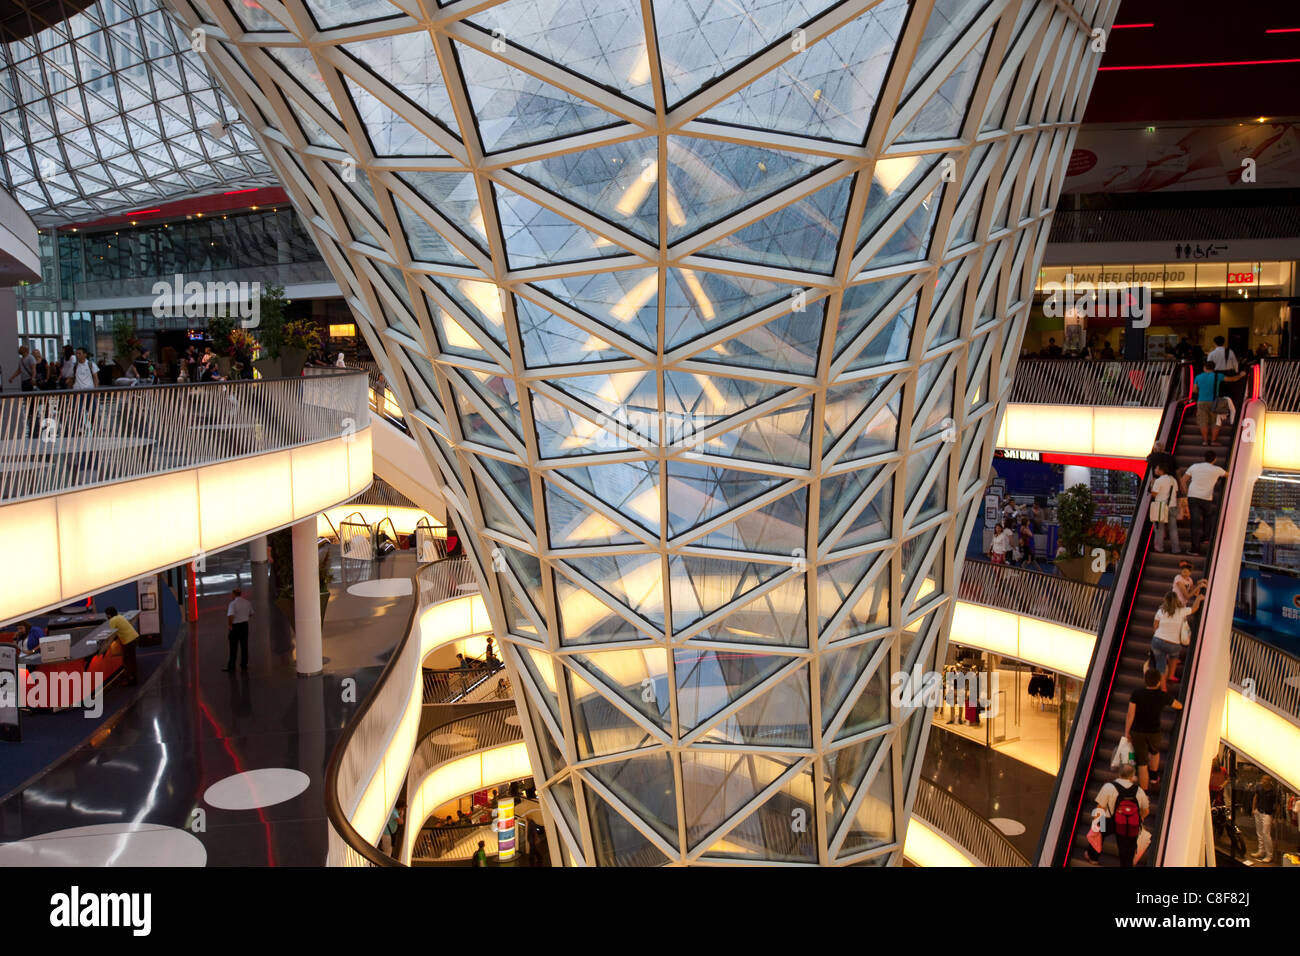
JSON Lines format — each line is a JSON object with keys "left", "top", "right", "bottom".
{"left": 1025, "top": 333, "right": 1275, "bottom": 368}
{"left": 986, "top": 497, "right": 1048, "bottom": 568}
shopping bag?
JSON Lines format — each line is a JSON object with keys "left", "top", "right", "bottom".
{"left": 1111, "top": 736, "right": 1135, "bottom": 769}
{"left": 1134, "top": 827, "right": 1152, "bottom": 864}
{"left": 1087, "top": 829, "right": 1104, "bottom": 856}
{"left": 1148, "top": 500, "right": 1168, "bottom": 524}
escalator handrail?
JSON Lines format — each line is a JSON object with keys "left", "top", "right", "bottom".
{"left": 1153, "top": 368, "right": 1258, "bottom": 863}
{"left": 1035, "top": 362, "right": 1193, "bottom": 864}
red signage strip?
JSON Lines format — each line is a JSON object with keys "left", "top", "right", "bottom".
{"left": 1041, "top": 452, "right": 1148, "bottom": 477}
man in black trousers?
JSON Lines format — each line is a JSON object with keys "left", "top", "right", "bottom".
{"left": 224, "top": 587, "right": 254, "bottom": 672}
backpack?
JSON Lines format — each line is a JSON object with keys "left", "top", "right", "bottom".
{"left": 1112, "top": 783, "right": 1141, "bottom": 838}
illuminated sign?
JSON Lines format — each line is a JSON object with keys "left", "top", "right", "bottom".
{"left": 1227, "top": 272, "right": 1256, "bottom": 285}
{"left": 997, "top": 449, "right": 1042, "bottom": 461}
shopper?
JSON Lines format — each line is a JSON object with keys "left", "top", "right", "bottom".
{"left": 104, "top": 605, "right": 140, "bottom": 686}
{"left": 1149, "top": 463, "right": 1181, "bottom": 554}
{"left": 988, "top": 522, "right": 1012, "bottom": 564}
{"left": 8, "top": 345, "right": 36, "bottom": 392}
{"left": 1086, "top": 763, "right": 1150, "bottom": 866}
{"left": 224, "top": 587, "right": 254, "bottom": 672}
{"left": 1125, "top": 669, "right": 1184, "bottom": 790}
{"left": 70, "top": 348, "right": 98, "bottom": 390}
{"left": 1191, "top": 360, "right": 1245, "bottom": 445}
{"left": 1017, "top": 518, "right": 1036, "bottom": 567}
{"left": 472, "top": 840, "right": 488, "bottom": 867}
{"left": 1172, "top": 562, "right": 1197, "bottom": 606}
{"left": 1252, "top": 775, "right": 1277, "bottom": 863}
{"left": 1185, "top": 450, "right": 1227, "bottom": 554}
{"left": 1145, "top": 440, "right": 1176, "bottom": 476}
{"left": 59, "top": 345, "right": 76, "bottom": 388}
{"left": 1151, "top": 587, "right": 1205, "bottom": 691}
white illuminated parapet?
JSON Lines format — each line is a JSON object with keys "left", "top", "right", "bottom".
{"left": 1261, "top": 412, "right": 1300, "bottom": 471}
{"left": 901, "top": 817, "right": 977, "bottom": 867}
{"left": 0, "top": 429, "right": 372, "bottom": 624}
{"left": 1221, "top": 688, "right": 1300, "bottom": 793}
{"left": 997, "top": 403, "right": 1161, "bottom": 459}
{"left": 950, "top": 601, "right": 1096, "bottom": 679}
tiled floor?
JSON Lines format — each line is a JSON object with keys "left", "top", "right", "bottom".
{"left": 0, "top": 546, "right": 416, "bottom": 866}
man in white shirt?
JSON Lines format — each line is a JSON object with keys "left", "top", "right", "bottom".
{"left": 1150, "top": 464, "right": 1181, "bottom": 553}
{"left": 1184, "top": 449, "right": 1227, "bottom": 554}
{"left": 224, "top": 587, "right": 255, "bottom": 672}
{"left": 1085, "top": 763, "right": 1151, "bottom": 866}
{"left": 71, "top": 348, "right": 98, "bottom": 390}
{"left": 1206, "top": 335, "right": 1238, "bottom": 373}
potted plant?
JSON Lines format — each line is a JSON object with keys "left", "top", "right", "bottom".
{"left": 228, "top": 327, "right": 257, "bottom": 379}
{"left": 269, "top": 529, "right": 334, "bottom": 626}
{"left": 111, "top": 315, "right": 142, "bottom": 377}
{"left": 1054, "top": 483, "right": 1103, "bottom": 583}
{"left": 280, "top": 318, "right": 321, "bottom": 378}
{"left": 253, "top": 284, "right": 288, "bottom": 379}
{"left": 208, "top": 314, "right": 236, "bottom": 376}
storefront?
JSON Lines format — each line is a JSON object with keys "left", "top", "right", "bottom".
{"left": 1028, "top": 259, "right": 1297, "bottom": 358}
{"left": 1237, "top": 472, "right": 1300, "bottom": 657}
{"left": 1209, "top": 744, "right": 1298, "bottom": 867}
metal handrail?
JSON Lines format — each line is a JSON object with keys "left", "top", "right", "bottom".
{"left": 1260, "top": 359, "right": 1300, "bottom": 412}
{"left": 957, "top": 559, "right": 1108, "bottom": 633}
{"left": 423, "top": 662, "right": 507, "bottom": 705}
{"left": 414, "top": 822, "right": 498, "bottom": 862}
{"left": 1009, "top": 359, "right": 1176, "bottom": 407}
{"left": 0, "top": 369, "right": 368, "bottom": 504}
{"left": 408, "top": 704, "right": 522, "bottom": 794}
{"left": 1228, "top": 628, "right": 1300, "bottom": 723}
{"left": 324, "top": 555, "right": 478, "bottom": 867}
{"left": 911, "top": 777, "right": 1030, "bottom": 867}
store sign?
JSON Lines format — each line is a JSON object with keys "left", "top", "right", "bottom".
{"left": 996, "top": 449, "right": 1042, "bottom": 461}
{"left": 1227, "top": 272, "right": 1256, "bottom": 285}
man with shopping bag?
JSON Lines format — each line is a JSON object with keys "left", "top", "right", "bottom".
{"left": 1084, "top": 764, "right": 1150, "bottom": 865}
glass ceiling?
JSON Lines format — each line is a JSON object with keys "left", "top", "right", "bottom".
{"left": 0, "top": 0, "right": 274, "bottom": 225}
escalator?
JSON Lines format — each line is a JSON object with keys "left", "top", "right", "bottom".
{"left": 1040, "top": 365, "right": 1246, "bottom": 865}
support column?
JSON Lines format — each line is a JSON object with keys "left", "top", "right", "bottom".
{"left": 249, "top": 535, "right": 269, "bottom": 563}
{"left": 292, "top": 518, "right": 323, "bottom": 676}
{"left": 0, "top": 288, "right": 18, "bottom": 394}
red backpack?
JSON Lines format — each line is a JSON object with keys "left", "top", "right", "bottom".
{"left": 1112, "top": 782, "right": 1141, "bottom": 837}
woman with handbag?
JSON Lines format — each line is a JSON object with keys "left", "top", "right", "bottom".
{"left": 1149, "top": 464, "right": 1181, "bottom": 553}
{"left": 1151, "top": 587, "right": 1205, "bottom": 692}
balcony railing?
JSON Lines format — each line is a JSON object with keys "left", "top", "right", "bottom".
{"left": 0, "top": 369, "right": 369, "bottom": 504}
{"left": 1228, "top": 628, "right": 1300, "bottom": 722}
{"left": 1260, "top": 359, "right": 1300, "bottom": 413}
{"left": 324, "top": 556, "right": 481, "bottom": 867}
{"left": 1009, "top": 359, "right": 1176, "bottom": 407}
{"left": 911, "top": 777, "right": 1030, "bottom": 867}
{"left": 957, "top": 559, "right": 1108, "bottom": 634}
{"left": 423, "top": 663, "right": 507, "bottom": 705}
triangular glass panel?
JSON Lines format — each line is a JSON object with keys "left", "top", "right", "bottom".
{"left": 820, "top": 639, "right": 885, "bottom": 732}
{"left": 823, "top": 375, "right": 892, "bottom": 449}
{"left": 663, "top": 370, "right": 788, "bottom": 431}
{"left": 832, "top": 476, "right": 893, "bottom": 550}
{"left": 664, "top": 136, "right": 830, "bottom": 241}
{"left": 688, "top": 574, "right": 808, "bottom": 648}
{"left": 693, "top": 487, "right": 808, "bottom": 556}
{"left": 518, "top": 644, "right": 562, "bottom": 723}
{"left": 824, "top": 736, "right": 884, "bottom": 840}
{"left": 466, "top": 0, "right": 655, "bottom": 105}
{"left": 664, "top": 268, "right": 793, "bottom": 349}
{"left": 693, "top": 299, "right": 825, "bottom": 375}
{"left": 563, "top": 461, "right": 660, "bottom": 535}
{"left": 817, "top": 465, "right": 882, "bottom": 541}
{"left": 493, "top": 182, "right": 625, "bottom": 268}
{"left": 586, "top": 751, "right": 678, "bottom": 845}
{"left": 550, "top": 371, "right": 656, "bottom": 440}
{"left": 702, "top": 765, "right": 818, "bottom": 862}
{"left": 475, "top": 474, "right": 528, "bottom": 538}
{"left": 832, "top": 665, "right": 889, "bottom": 741}
{"left": 544, "top": 480, "right": 640, "bottom": 547}
{"left": 555, "top": 573, "right": 655, "bottom": 646}
{"left": 456, "top": 42, "right": 622, "bottom": 153}
{"left": 895, "top": 31, "right": 991, "bottom": 144}
{"left": 563, "top": 552, "right": 665, "bottom": 627}
{"left": 839, "top": 755, "right": 894, "bottom": 854}
{"left": 674, "top": 647, "right": 792, "bottom": 731}
{"left": 653, "top": 0, "right": 843, "bottom": 105}
{"left": 429, "top": 297, "right": 494, "bottom": 360}
{"left": 667, "top": 554, "right": 786, "bottom": 631}
{"left": 398, "top": 170, "right": 489, "bottom": 251}
{"left": 855, "top": 154, "right": 941, "bottom": 252}
{"left": 393, "top": 199, "right": 473, "bottom": 266}
{"left": 817, "top": 550, "right": 888, "bottom": 632}
{"left": 570, "top": 646, "right": 670, "bottom": 728}
{"left": 511, "top": 137, "right": 658, "bottom": 242}
{"left": 267, "top": 47, "right": 338, "bottom": 117}
{"left": 699, "top": 664, "right": 811, "bottom": 747}
{"left": 568, "top": 670, "right": 660, "bottom": 759}
{"left": 900, "top": 0, "right": 992, "bottom": 99}
{"left": 860, "top": 184, "right": 945, "bottom": 271}
{"left": 700, "top": 0, "right": 908, "bottom": 143}
{"left": 839, "top": 390, "right": 903, "bottom": 463}
{"left": 690, "top": 394, "right": 812, "bottom": 469}
{"left": 531, "top": 269, "right": 658, "bottom": 349}
{"left": 304, "top": 0, "right": 404, "bottom": 29}
{"left": 342, "top": 75, "right": 450, "bottom": 157}
{"left": 340, "top": 32, "right": 462, "bottom": 141}
{"left": 679, "top": 750, "right": 796, "bottom": 849}
{"left": 456, "top": 367, "right": 523, "bottom": 441}
{"left": 899, "top": 706, "right": 927, "bottom": 789}
{"left": 584, "top": 783, "right": 672, "bottom": 866}
{"left": 699, "top": 177, "right": 851, "bottom": 275}
{"left": 665, "top": 461, "right": 788, "bottom": 538}
{"left": 530, "top": 392, "right": 637, "bottom": 458}
{"left": 430, "top": 276, "right": 507, "bottom": 345}
{"left": 515, "top": 295, "right": 630, "bottom": 367}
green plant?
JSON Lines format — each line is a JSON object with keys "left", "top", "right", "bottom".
{"left": 1056, "top": 483, "right": 1095, "bottom": 558}
{"left": 282, "top": 318, "right": 322, "bottom": 352}
{"left": 208, "top": 314, "right": 236, "bottom": 355}
{"left": 112, "top": 315, "right": 140, "bottom": 357}
{"left": 268, "top": 528, "right": 333, "bottom": 599}
{"left": 257, "top": 284, "right": 288, "bottom": 359}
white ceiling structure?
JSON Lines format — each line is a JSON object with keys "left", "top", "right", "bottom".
{"left": 159, "top": 0, "right": 1117, "bottom": 865}
{"left": 0, "top": 0, "right": 274, "bottom": 224}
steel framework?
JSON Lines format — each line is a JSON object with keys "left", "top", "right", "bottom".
{"left": 162, "top": 0, "right": 1118, "bottom": 865}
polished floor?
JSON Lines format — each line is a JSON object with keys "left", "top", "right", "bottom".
{"left": 0, "top": 545, "right": 415, "bottom": 866}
